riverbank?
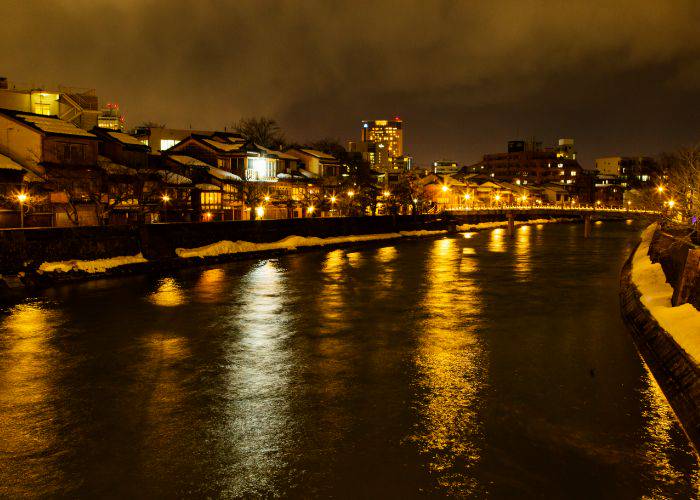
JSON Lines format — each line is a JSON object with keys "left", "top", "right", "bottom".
{"left": 620, "top": 223, "right": 700, "bottom": 452}
{"left": 0, "top": 214, "right": 580, "bottom": 291}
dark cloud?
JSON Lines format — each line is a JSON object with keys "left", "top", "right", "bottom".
{"left": 2, "top": 0, "right": 699, "bottom": 166}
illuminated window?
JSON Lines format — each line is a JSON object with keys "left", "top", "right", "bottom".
{"left": 160, "top": 139, "right": 178, "bottom": 150}
{"left": 570, "top": 171, "right": 577, "bottom": 176}
{"left": 33, "top": 103, "right": 51, "bottom": 115}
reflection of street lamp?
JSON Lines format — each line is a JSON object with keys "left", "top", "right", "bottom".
{"left": 16, "top": 193, "right": 27, "bottom": 228}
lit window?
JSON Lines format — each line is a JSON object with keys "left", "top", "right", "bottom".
{"left": 570, "top": 171, "right": 577, "bottom": 176}
{"left": 160, "top": 139, "right": 178, "bottom": 150}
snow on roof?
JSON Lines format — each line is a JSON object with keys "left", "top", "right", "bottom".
{"left": 146, "top": 169, "right": 191, "bottom": 185}
{"left": 298, "top": 168, "right": 318, "bottom": 178}
{"left": 0, "top": 153, "right": 23, "bottom": 171}
{"left": 98, "top": 156, "right": 137, "bottom": 176}
{"left": 207, "top": 166, "right": 242, "bottom": 182}
{"left": 23, "top": 169, "right": 45, "bottom": 183}
{"left": 169, "top": 155, "right": 210, "bottom": 168}
{"left": 203, "top": 138, "right": 244, "bottom": 152}
{"left": 195, "top": 183, "right": 220, "bottom": 191}
{"left": 107, "top": 131, "right": 146, "bottom": 147}
{"left": 17, "top": 114, "right": 95, "bottom": 137}
{"left": 301, "top": 148, "right": 336, "bottom": 160}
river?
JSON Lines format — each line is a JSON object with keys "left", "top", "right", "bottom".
{"left": 0, "top": 221, "right": 697, "bottom": 497}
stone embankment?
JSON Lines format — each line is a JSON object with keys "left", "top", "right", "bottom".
{"left": 620, "top": 224, "right": 700, "bottom": 452}
{"left": 0, "top": 213, "right": 581, "bottom": 290}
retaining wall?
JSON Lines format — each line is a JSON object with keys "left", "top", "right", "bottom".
{"left": 620, "top": 242, "right": 700, "bottom": 453}
{"left": 0, "top": 214, "right": 453, "bottom": 275}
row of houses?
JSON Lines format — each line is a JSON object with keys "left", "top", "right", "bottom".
{"left": 0, "top": 108, "right": 345, "bottom": 226}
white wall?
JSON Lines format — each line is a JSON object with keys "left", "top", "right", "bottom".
{"left": 0, "top": 115, "right": 42, "bottom": 166}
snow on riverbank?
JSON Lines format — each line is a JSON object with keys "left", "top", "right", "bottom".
{"left": 631, "top": 223, "right": 700, "bottom": 362}
{"left": 457, "top": 218, "right": 574, "bottom": 231}
{"left": 175, "top": 230, "right": 447, "bottom": 259}
{"left": 38, "top": 253, "right": 148, "bottom": 274}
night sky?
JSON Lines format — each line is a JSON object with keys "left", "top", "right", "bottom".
{"left": 3, "top": 0, "right": 699, "bottom": 167}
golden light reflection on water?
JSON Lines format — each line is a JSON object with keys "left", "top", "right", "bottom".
{"left": 488, "top": 228, "right": 506, "bottom": 253}
{"left": 346, "top": 251, "right": 363, "bottom": 268}
{"left": 640, "top": 367, "right": 700, "bottom": 496}
{"left": 149, "top": 277, "right": 185, "bottom": 307}
{"left": 193, "top": 268, "right": 226, "bottom": 302}
{"left": 514, "top": 225, "right": 532, "bottom": 279}
{"left": 320, "top": 250, "right": 346, "bottom": 327}
{"left": 0, "top": 302, "right": 64, "bottom": 490}
{"left": 412, "top": 237, "right": 485, "bottom": 495}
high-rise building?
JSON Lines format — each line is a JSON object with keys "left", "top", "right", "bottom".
{"left": 361, "top": 118, "right": 403, "bottom": 171}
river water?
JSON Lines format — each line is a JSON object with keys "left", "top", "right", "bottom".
{"left": 0, "top": 221, "right": 697, "bottom": 497}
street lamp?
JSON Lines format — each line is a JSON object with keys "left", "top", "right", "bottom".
{"left": 668, "top": 199, "right": 675, "bottom": 209}
{"left": 657, "top": 185, "right": 664, "bottom": 194}
{"left": 16, "top": 192, "right": 27, "bottom": 228}
{"left": 307, "top": 205, "right": 315, "bottom": 215}
{"left": 161, "top": 194, "right": 170, "bottom": 223}
{"left": 264, "top": 195, "right": 271, "bottom": 203}
{"left": 255, "top": 206, "right": 265, "bottom": 219}
{"left": 441, "top": 184, "right": 449, "bottom": 192}
{"left": 383, "top": 190, "right": 391, "bottom": 197}
{"left": 347, "top": 190, "right": 354, "bottom": 198}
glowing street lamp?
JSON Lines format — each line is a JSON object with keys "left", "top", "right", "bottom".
{"left": 204, "top": 211, "right": 213, "bottom": 221}
{"left": 307, "top": 205, "right": 315, "bottom": 215}
{"left": 16, "top": 192, "right": 27, "bottom": 228}
{"left": 347, "top": 190, "right": 355, "bottom": 198}
{"left": 161, "top": 194, "right": 170, "bottom": 223}
{"left": 383, "top": 190, "right": 391, "bottom": 197}
{"left": 255, "top": 206, "right": 265, "bottom": 219}
{"left": 264, "top": 195, "right": 271, "bottom": 203}
{"left": 657, "top": 185, "right": 664, "bottom": 194}
{"left": 464, "top": 193, "right": 471, "bottom": 200}
{"left": 441, "top": 184, "right": 449, "bottom": 192}
{"left": 330, "top": 195, "right": 337, "bottom": 204}
{"left": 668, "top": 199, "right": 676, "bottom": 209}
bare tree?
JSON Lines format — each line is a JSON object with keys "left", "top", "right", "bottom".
{"left": 232, "top": 117, "right": 285, "bottom": 150}
{"left": 664, "top": 146, "right": 700, "bottom": 227}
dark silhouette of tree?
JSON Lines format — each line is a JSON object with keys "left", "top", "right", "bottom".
{"left": 232, "top": 117, "right": 285, "bottom": 150}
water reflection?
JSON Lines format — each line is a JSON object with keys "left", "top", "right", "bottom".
{"left": 0, "top": 302, "right": 64, "bottom": 494}
{"left": 640, "top": 367, "right": 700, "bottom": 496}
{"left": 488, "top": 228, "right": 506, "bottom": 252}
{"left": 412, "top": 237, "right": 486, "bottom": 495}
{"left": 320, "top": 250, "right": 346, "bottom": 327}
{"left": 514, "top": 225, "right": 531, "bottom": 280}
{"left": 193, "top": 268, "right": 226, "bottom": 302}
{"left": 223, "top": 260, "right": 293, "bottom": 495}
{"left": 149, "top": 277, "right": 185, "bottom": 307}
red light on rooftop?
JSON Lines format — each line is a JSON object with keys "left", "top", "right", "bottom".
{"left": 394, "top": 116, "right": 401, "bottom": 121}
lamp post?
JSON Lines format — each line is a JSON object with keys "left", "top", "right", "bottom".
{"left": 16, "top": 193, "right": 27, "bottom": 228}
{"left": 161, "top": 194, "right": 170, "bottom": 222}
